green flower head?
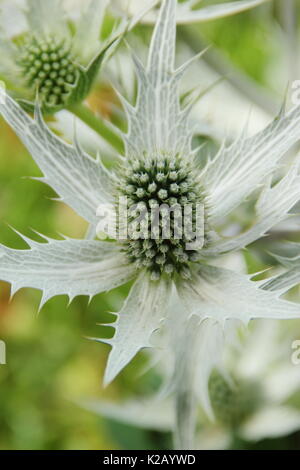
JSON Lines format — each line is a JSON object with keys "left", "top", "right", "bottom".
{"left": 208, "top": 371, "right": 261, "bottom": 430}
{"left": 0, "top": 0, "right": 122, "bottom": 113}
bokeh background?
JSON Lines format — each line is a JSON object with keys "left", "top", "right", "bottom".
{"left": 1, "top": 0, "right": 300, "bottom": 450}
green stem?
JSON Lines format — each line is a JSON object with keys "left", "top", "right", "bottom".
{"left": 69, "top": 103, "right": 124, "bottom": 154}
{"left": 173, "top": 316, "right": 198, "bottom": 450}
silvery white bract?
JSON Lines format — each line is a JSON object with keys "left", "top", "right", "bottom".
{"left": 0, "top": 0, "right": 129, "bottom": 113}
{"left": 1, "top": 0, "right": 300, "bottom": 448}
{"left": 263, "top": 241, "right": 300, "bottom": 293}
{"left": 83, "top": 320, "right": 300, "bottom": 449}
{"left": 111, "top": 0, "right": 270, "bottom": 24}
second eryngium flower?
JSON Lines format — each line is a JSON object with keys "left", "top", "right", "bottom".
{"left": 0, "top": 0, "right": 121, "bottom": 113}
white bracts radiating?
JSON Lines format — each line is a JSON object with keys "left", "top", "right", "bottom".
{"left": 0, "top": 235, "right": 135, "bottom": 309}
{"left": 119, "top": 0, "right": 198, "bottom": 157}
{"left": 0, "top": 93, "right": 115, "bottom": 226}
{"left": 102, "top": 272, "right": 171, "bottom": 385}
{"left": 178, "top": 265, "right": 300, "bottom": 325}
{"left": 203, "top": 159, "right": 300, "bottom": 256}
{"left": 203, "top": 106, "right": 300, "bottom": 224}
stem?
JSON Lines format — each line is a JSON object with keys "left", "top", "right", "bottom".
{"left": 173, "top": 316, "right": 198, "bottom": 450}
{"left": 69, "top": 103, "right": 124, "bottom": 154}
{"left": 174, "top": 388, "right": 197, "bottom": 450}
{"left": 279, "top": 0, "right": 299, "bottom": 84}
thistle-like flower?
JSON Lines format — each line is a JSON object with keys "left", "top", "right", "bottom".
{"left": 0, "top": 0, "right": 124, "bottom": 113}
{"left": 1, "top": 0, "right": 300, "bottom": 448}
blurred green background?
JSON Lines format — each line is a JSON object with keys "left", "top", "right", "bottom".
{"left": 1, "top": 1, "right": 300, "bottom": 450}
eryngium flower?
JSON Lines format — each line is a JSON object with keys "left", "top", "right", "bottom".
{"left": 1, "top": 0, "right": 300, "bottom": 414}
{"left": 0, "top": 0, "right": 122, "bottom": 113}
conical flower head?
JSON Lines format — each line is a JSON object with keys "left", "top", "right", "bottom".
{"left": 117, "top": 152, "right": 207, "bottom": 280}
{"left": 0, "top": 0, "right": 126, "bottom": 113}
